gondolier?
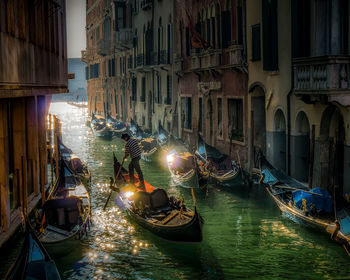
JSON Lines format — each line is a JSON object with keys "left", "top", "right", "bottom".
{"left": 121, "top": 133, "right": 145, "bottom": 190}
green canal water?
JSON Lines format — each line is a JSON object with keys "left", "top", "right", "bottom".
{"left": 1, "top": 102, "right": 349, "bottom": 280}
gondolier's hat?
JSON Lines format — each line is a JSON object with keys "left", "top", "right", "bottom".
{"left": 121, "top": 133, "right": 130, "bottom": 140}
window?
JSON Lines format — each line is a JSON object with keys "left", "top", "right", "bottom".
{"left": 185, "top": 27, "right": 191, "bottom": 56}
{"left": 251, "top": 24, "right": 261, "bottom": 61}
{"left": 132, "top": 77, "right": 137, "bottom": 101}
{"left": 85, "top": 66, "right": 89, "bottom": 80}
{"left": 198, "top": 97, "right": 203, "bottom": 133}
{"left": 292, "top": 0, "right": 310, "bottom": 58}
{"left": 262, "top": 0, "right": 278, "bottom": 70}
{"left": 89, "top": 63, "right": 99, "bottom": 79}
{"left": 221, "top": 3, "right": 231, "bottom": 48}
{"left": 181, "top": 97, "right": 192, "bottom": 130}
{"left": 116, "top": 3, "right": 126, "bottom": 30}
{"left": 156, "top": 75, "right": 162, "bottom": 104}
{"left": 217, "top": 98, "right": 223, "bottom": 137}
{"left": 166, "top": 75, "right": 172, "bottom": 105}
{"left": 141, "top": 77, "right": 146, "bottom": 102}
{"left": 237, "top": 0, "right": 243, "bottom": 44}
{"left": 228, "top": 99, "right": 243, "bottom": 142}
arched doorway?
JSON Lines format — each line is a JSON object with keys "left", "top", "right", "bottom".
{"left": 320, "top": 106, "right": 345, "bottom": 193}
{"left": 273, "top": 109, "right": 286, "bottom": 172}
{"left": 250, "top": 84, "right": 266, "bottom": 166}
{"left": 293, "top": 111, "right": 310, "bottom": 182}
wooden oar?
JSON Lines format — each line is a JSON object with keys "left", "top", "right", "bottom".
{"left": 103, "top": 158, "right": 125, "bottom": 211}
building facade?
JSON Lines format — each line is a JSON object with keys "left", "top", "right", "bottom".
{"left": 246, "top": 0, "right": 350, "bottom": 194}
{"left": 174, "top": 0, "right": 248, "bottom": 160}
{"left": 0, "top": 0, "right": 68, "bottom": 246}
{"left": 84, "top": 0, "right": 176, "bottom": 134}
{"left": 84, "top": 0, "right": 133, "bottom": 120}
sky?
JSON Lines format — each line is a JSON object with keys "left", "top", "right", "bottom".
{"left": 66, "top": 0, "right": 86, "bottom": 59}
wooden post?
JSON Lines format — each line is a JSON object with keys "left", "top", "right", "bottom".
{"left": 308, "top": 125, "right": 315, "bottom": 189}
{"left": 0, "top": 101, "right": 10, "bottom": 231}
{"left": 53, "top": 116, "right": 59, "bottom": 178}
{"left": 38, "top": 97, "right": 48, "bottom": 205}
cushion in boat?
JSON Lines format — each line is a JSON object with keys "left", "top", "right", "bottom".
{"left": 150, "top": 188, "right": 170, "bottom": 209}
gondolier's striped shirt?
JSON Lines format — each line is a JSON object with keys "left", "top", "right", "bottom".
{"left": 125, "top": 138, "right": 142, "bottom": 159}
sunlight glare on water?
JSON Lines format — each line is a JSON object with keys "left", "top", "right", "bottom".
{"left": 46, "top": 102, "right": 350, "bottom": 280}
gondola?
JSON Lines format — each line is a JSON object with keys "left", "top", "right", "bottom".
{"left": 166, "top": 150, "right": 199, "bottom": 188}
{"left": 112, "top": 155, "right": 203, "bottom": 242}
{"left": 139, "top": 137, "right": 162, "bottom": 162}
{"left": 38, "top": 160, "right": 91, "bottom": 246}
{"left": 59, "top": 141, "right": 91, "bottom": 186}
{"left": 106, "top": 115, "right": 128, "bottom": 137}
{"left": 195, "top": 135, "right": 242, "bottom": 186}
{"left": 90, "top": 113, "right": 112, "bottom": 138}
{"left": 157, "top": 124, "right": 170, "bottom": 147}
{"left": 261, "top": 166, "right": 350, "bottom": 255}
{"left": 130, "top": 119, "right": 151, "bottom": 139}
{"left": 5, "top": 221, "right": 61, "bottom": 280}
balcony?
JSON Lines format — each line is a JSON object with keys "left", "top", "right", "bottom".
{"left": 174, "top": 57, "right": 183, "bottom": 73}
{"left": 228, "top": 45, "right": 244, "bottom": 67}
{"left": 114, "top": 29, "right": 133, "bottom": 50}
{"left": 81, "top": 49, "right": 94, "bottom": 63}
{"left": 97, "top": 38, "right": 111, "bottom": 56}
{"left": 293, "top": 56, "right": 350, "bottom": 94}
{"left": 141, "top": 0, "right": 152, "bottom": 10}
{"left": 191, "top": 52, "right": 200, "bottom": 70}
{"left": 200, "top": 50, "right": 221, "bottom": 69}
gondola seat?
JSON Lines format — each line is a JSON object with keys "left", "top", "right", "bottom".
{"left": 43, "top": 197, "right": 82, "bottom": 227}
{"left": 134, "top": 191, "right": 152, "bottom": 210}
{"left": 150, "top": 189, "right": 171, "bottom": 212}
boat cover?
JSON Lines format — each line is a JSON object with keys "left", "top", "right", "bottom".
{"left": 338, "top": 209, "right": 350, "bottom": 236}
{"left": 292, "top": 188, "right": 333, "bottom": 213}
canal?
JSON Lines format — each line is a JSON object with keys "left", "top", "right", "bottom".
{"left": 1, "top": 102, "right": 349, "bottom": 280}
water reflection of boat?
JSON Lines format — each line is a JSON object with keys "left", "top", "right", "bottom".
{"left": 113, "top": 155, "right": 203, "bottom": 242}
{"left": 38, "top": 161, "right": 90, "bottom": 246}
{"left": 196, "top": 135, "right": 242, "bottom": 187}
{"left": 5, "top": 221, "right": 61, "bottom": 280}
{"left": 261, "top": 164, "right": 350, "bottom": 255}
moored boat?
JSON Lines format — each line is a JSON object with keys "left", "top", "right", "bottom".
{"left": 90, "top": 113, "right": 112, "bottom": 138}
{"left": 106, "top": 115, "right": 128, "bottom": 137}
{"left": 5, "top": 221, "right": 61, "bottom": 280}
{"left": 196, "top": 135, "right": 242, "bottom": 187}
{"left": 112, "top": 155, "right": 203, "bottom": 242}
{"left": 59, "top": 141, "right": 91, "bottom": 186}
{"left": 130, "top": 119, "right": 151, "bottom": 139}
{"left": 139, "top": 137, "right": 161, "bottom": 162}
{"left": 261, "top": 166, "right": 350, "bottom": 255}
{"left": 166, "top": 150, "right": 199, "bottom": 188}
{"left": 38, "top": 161, "right": 91, "bottom": 246}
